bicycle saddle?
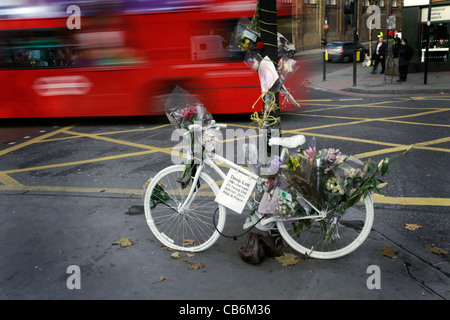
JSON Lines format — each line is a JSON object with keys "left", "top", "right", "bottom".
{"left": 268, "top": 135, "right": 306, "bottom": 149}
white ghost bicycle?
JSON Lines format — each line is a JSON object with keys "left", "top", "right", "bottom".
{"left": 143, "top": 121, "right": 374, "bottom": 259}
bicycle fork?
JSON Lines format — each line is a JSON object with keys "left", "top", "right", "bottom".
{"left": 177, "top": 162, "right": 205, "bottom": 213}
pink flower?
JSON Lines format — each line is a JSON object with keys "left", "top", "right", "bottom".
{"left": 180, "top": 107, "right": 197, "bottom": 121}
{"left": 304, "top": 147, "right": 316, "bottom": 163}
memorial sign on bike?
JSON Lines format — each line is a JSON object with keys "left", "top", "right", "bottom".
{"left": 215, "top": 169, "right": 257, "bottom": 214}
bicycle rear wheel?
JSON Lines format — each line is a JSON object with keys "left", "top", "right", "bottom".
{"left": 276, "top": 194, "right": 374, "bottom": 259}
{"left": 144, "top": 165, "right": 226, "bottom": 252}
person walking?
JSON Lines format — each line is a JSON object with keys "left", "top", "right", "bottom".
{"left": 398, "top": 38, "right": 414, "bottom": 82}
{"left": 371, "top": 36, "right": 387, "bottom": 74}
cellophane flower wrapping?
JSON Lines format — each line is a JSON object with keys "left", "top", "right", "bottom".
{"left": 244, "top": 49, "right": 262, "bottom": 73}
{"left": 281, "top": 138, "right": 317, "bottom": 207}
{"left": 164, "top": 86, "right": 213, "bottom": 188}
{"left": 165, "top": 86, "right": 213, "bottom": 130}
{"left": 280, "top": 137, "right": 371, "bottom": 220}
{"left": 278, "top": 54, "right": 300, "bottom": 83}
{"left": 231, "top": 16, "right": 260, "bottom": 52}
{"left": 277, "top": 54, "right": 301, "bottom": 109}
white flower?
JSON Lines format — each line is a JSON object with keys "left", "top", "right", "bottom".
{"left": 202, "top": 129, "right": 220, "bottom": 152}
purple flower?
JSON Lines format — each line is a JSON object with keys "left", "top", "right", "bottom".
{"left": 270, "top": 155, "right": 283, "bottom": 172}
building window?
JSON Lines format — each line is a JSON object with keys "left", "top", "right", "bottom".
{"left": 326, "top": 0, "right": 336, "bottom": 5}
{"left": 420, "top": 22, "right": 449, "bottom": 62}
{"left": 304, "top": 0, "right": 317, "bottom": 4}
{"left": 362, "top": 0, "right": 381, "bottom": 6}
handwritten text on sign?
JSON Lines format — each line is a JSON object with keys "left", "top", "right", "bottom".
{"left": 215, "top": 169, "right": 256, "bottom": 214}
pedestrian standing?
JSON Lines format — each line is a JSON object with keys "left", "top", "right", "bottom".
{"left": 371, "top": 36, "right": 387, "bottom": 74}
{"left": 398, "top": 38, "right": 413, "bottom": 82}
{"left": 393, "top": 34, "right": 401, "bottom": 58}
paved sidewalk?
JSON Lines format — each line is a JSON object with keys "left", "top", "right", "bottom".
{"left": 308, "top": 59, "right": 450, "bottom": 95}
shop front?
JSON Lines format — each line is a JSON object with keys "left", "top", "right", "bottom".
{"left": 402, "top": 0, "right": 450, "bottom": 72}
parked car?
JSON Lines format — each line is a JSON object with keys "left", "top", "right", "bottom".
{"left": 326, "top": 41, "right": 369, "bottom": 63}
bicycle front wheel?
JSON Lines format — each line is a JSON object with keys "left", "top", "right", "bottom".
{"left": 144, "top": 165, "right": 226, "bottom": 252}
{"left": 276, "top": 194, "right": 374, "bottom": 259}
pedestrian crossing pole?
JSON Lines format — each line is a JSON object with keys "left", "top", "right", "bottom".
{"left": 352, "top": 0, "right": 358, "bottom": 87}
{"left": 259, "top": 0, "right": 281, "bottom": 156}
{"left": 424, "top": 0, "right": 432, "bottom": 85}
{"left": 260, "top": 0, "right": 279, "bottom": 123}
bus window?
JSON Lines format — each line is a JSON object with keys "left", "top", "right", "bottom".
{"left": 0, "top": 28, "right": 80, "bottom": 68}
{"left": 190, "top": 18, "right": 247, "bottom": 62}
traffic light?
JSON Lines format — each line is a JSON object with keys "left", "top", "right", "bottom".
{"left": 344, "top": 2, "right": 354, "bottom": 26}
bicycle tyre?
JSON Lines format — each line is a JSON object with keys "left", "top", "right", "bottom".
{"left": 276, "top": 194, "right": 374, "bottom": 259}
{"left": 144, "top": 165, "right": 226, "bottom": 252}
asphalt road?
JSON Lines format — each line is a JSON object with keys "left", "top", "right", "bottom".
{"left": 0, "top": 55, "right": 449, "bottom": 303}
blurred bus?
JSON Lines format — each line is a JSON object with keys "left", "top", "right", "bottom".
{"left": 0, "top": 0, "right": 295, "bottom": 118}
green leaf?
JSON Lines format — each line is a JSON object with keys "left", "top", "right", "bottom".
{"left": 381, "top": 162, "right": 389, "bottom": 176}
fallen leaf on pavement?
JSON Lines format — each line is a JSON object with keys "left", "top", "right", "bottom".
{"left": 180, "top": 259, "right": 204, "bottom": 269}
{"left": 161, "top": 245, "right": 176, "bottom": 252}
{"left": 153, "top": 276, "right": 168, "bottom": 284}
{"left": 275, "top": 253, "right": 298, "bottom": 266}
{"left": 381, "top": 246, "right": 397, "bottom": 258}
{"left": 405, "top": 223, "right": 422, "bottom": 231}
{"left": 112, "top": 237, "right": 133, "bottom": 247}
{"left": 425, "top": 245, "right": 448, "bottom": 256}
{"left": 189, "top": 262, "right": 204, "bottom": 270}
{"left": 171, "top": 252, "right": 181, "bottom": 259}
{"left": 183, "top": 239, "right": 195, "bottom": 246}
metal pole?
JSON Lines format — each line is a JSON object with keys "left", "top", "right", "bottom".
{"left": 259, "top": 0, "right": 279, "bottom": 160}
{"left": 424, "top": 0, "right": 432, "bottom": 85}
{"left": 260, "top": 0, "right": 278, "bottom": 117}
{"left": 323, "top": 51, "right": 326, "bottom": 81}
{"left": 353, "top": 0, "right": 357, "bottom": 87}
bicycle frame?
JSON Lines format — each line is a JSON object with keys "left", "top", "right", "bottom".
{"left": 145, "top": 123, "right": 375, "bottom": 258}
{"left": 179, "top": 144, "right": 326, "bottom": 224}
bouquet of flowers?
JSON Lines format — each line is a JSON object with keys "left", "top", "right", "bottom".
{"left": 278, "top": 54, "right": 300, "bottom": 84}
{"left": 234, "top": 0, "right": 261, "bottom": 52}
{"left": 244, "top": 50, "right": 301, "bottom": 113}
{"left": 165, "top": 86, "right": 213, "bottom": 130}
{"left": 165, "top": 86, "right": 213, "bottom": 188}
{"left": 277, "top": 138, "right": 413, "bottom": 241}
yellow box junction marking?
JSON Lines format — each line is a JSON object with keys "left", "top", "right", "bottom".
{"left": 0, "top": 96, "right": 449, "bottom": 207}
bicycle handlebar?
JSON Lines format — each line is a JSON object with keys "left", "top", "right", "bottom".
{"left": 187, "top": 120, "right": 227, "bottom": 133}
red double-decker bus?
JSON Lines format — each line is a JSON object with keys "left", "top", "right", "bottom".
{"left": 0, "top": 0, "right": 297, "bottom": 118}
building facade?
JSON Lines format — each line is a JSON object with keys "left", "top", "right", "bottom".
{"left": 402, "top": 0, "right": 450, "bottom": 72}
{"left": 291, "top": 0, "right": 402, "bottom": 50}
